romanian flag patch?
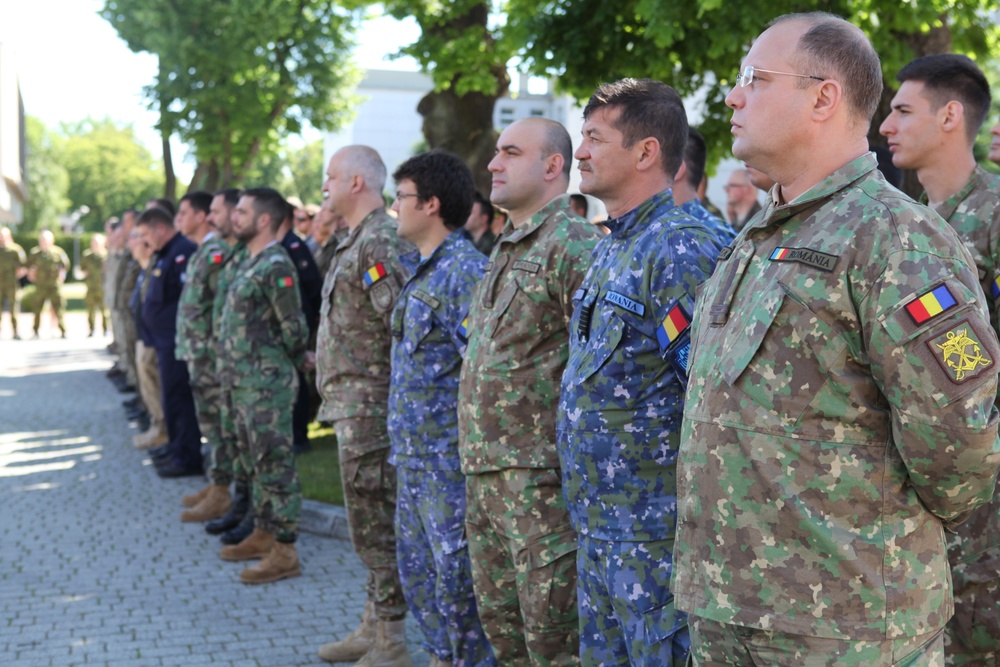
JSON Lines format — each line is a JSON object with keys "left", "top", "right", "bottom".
{"left": 363, "top": 263, "right": 387, "bottom": 287}
{"left": 656, "top": 303, "right": 690, "bottom": 353}
{"left": 991, "top": 276, "right": 1000, "bottom": 300}
{"left": 277, "top": 276, "right": 294, "bottom": 288}
{"left": 457, "top": 317, "right": 469, "bottom": 340}
{"left": 210, "top": 252, "right": 224, "bottom": 265}
{"left": 905, "top": 284, "right": 957, "bottom": 325}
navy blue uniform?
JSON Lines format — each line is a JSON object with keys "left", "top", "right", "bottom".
{"left": 282, "top": 231, "right": 323, "bottom": 447}
{"left": 143, "top": 232, "right": 202, "bottom": 471}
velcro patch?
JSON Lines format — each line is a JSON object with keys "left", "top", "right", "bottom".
{"left": 277, "top": 276, "right": 294, "bottom": 288}
{"left": 991, "top": 276, "right": 1000, "bottom": 300}
{"left": 927, "top": 319, "right": 993, "bottom": 384}
{"left": 175, "top": 254, "right": 186, "bottom": 264}
{"left": 512, "top": 260, "right": 540, "bottom": 273}
{"left": 657, "top": 303, "right": 690, "bottom": 353}
{"left": 210, "top": 252, "right": 224, "bottom": 264}
{"left": 363, "top": 263, "right": 387, "bottom": 287}
{"left": 411, "top": 289, "right": 440, "bottom": 310}
{"left": 457, "top": 317, "right": 469, "bottom": 341}
{"left": 905, "top": 284, "right": 957, "bottom": 325}
{"left": 769, "top": 247, "right": 837, "bottom": 272}
{"left": 603, "top": 291, "right": 645, "bottom": 317}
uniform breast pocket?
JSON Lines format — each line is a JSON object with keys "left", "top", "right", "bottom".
{"left": 724, "top": 283, "right": 847, "bottom": 423}
{"left": 402, "top": 301, "right": 441, "bottom": 355}
{"left": 573, "top": 312, "right": 626, "bottom": 383}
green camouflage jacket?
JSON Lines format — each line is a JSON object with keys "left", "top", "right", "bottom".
{"left": 28, "top": 246, "right": 69, "bottom": 287}
{"left": 176, "top": 233, "right": 230, "bottom": 385}
{"left": 0, "top": 243, "right": 25, "bottom": 289}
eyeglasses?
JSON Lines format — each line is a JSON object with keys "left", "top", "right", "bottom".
{"left": 395, "top": 192, "right": 421, "bottom": 202}
{"left": 735, "top": 65, "right": 825, "bottom": 88}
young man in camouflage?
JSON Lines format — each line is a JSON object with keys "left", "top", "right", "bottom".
{"left": 389, "top": 150, "right": 495, "bottom": 667}
{"left": 880, "top": 53, "right": 1000, "bottom": 666}
{"left": 315, "top": 146, "right": 415, "bottom": 667}
{"left": 80, "top": 234, "right": 108, "bottom": 337}
{"left": 28, "top": 230, "right": 70, "bottom": 339}
{"left": 172, "top": 191, "right": 234, "bottom": 522}
{"left": 458, "top": 117, "right": 602, "bottom": 666}
{"left": 215, "top": 187, "right": 309, "bottom": 584}
{"left": 672, "top": 13, "right": 1000, "bottom": 664}
{"left": 0, "top": 226, "right": 26, "bottom": 339}
{"left": 559, "top": 79, "right": 719, "bottom": 667}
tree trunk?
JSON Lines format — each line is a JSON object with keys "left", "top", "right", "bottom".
{"left": 188, "top": 159, "right": 220, "bottom": 193}
{"left": 162, "top": 133, "right": 176, "bottom": 201}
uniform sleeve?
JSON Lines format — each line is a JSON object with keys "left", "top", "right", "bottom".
{"left": 358, "top": 233, "right": 407, "bottom": 331}
{"left": 866, "top": 247, "right": 1000, "bottom": 527}
{"left": 265, "top": 259, "right": 308, "bottom": 370}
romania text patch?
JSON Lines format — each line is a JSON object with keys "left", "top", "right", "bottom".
{"left": 603, "top": 291, "right": 645, "bottom": 317}
{"left": 905, "top": 284, "right": 957, "bottom": 325}
{"left": 927, "top": 319, "right": 993, "bottom": 384}
{"left": 656, "top": 303, "right": 690, "bottom": 353}
{"left": 363, "top": 263, "right": 387, "bottom": 287}
{"left": 769, "top": 247, "right": 837, "bottom": 272}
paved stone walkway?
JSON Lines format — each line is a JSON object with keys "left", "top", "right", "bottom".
{"left": 0, "top": 313, "right": 430, "bottom": 666}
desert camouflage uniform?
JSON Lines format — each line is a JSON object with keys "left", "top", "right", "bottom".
{"left": 678, "top": 197, "right": 737, "bottom": 248}
{"left": 458, "top": 194, "right": 602, "bottom": 666}
{"left": 672, "top": 154, "right": 1000, "bottom": 657}
{"left": 28, "top": 244, "right": 70, "bottom": 335}
{"left": 0, "top": 240, "right": 25, "bottom": 336}
{"left": 390, "top": 231, "right": 494, "bottom": 666}
{"left": 80, "top": 248, "right": 108, "bottom": 334}
{"left": 558, "top": 190, "right": 718, "bottom": 667}
{"left": 218, "top": 242, "right": 306, "bottom": 542}
{"left": 926, "top": 166, "right": 1000, "bottom": 666}
{"left": 214, "top": 243, "right": 250, "bottom": 487}
{"left": 176, "top": 233, "right": 232, "bottom": 486}
{"left": 316, "top": 207, "right": 413, "bottom": 620}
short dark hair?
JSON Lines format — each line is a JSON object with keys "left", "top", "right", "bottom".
{"left": 392, "top": 149, "right": 474, "bottom": 231}
{"left": 683, "top": 128, "right": 709, "bottom": 189}
{"left": 773, "top": 13, "right": 883, "bottom": 127}
{"left": 216, "top": 188, "right": 241, "bottom": 207}
{"left": 583, "top": 78, "right": 689, "bottom": 177}
{"left": 135, "top": 206, "right": 174, "bottom": 228}
{"left": 180, "top": 191, "right": 214, "bottom": 215}
{"left": 241, "top": 187, "right": 291, "bottom": 234}
{"left": 472, "top": 191, "right": 494, "bottom": 224}
{"left": 896, "top": 54, "right": 991, "bottom": 142}
{"left": 147, "top": 198, "right": 176, "bottom": 217}
{"left": 569, "top": 194, "right": 589, "bottom": 217}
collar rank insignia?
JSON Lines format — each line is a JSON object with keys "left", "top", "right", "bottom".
{"left": 928, "top": 320, "right": 993, "bottom": 384}
{"left": 277, "top": 276, "right": 294, "bottom": 288}
{"left": 905, "top": 284, "right": 956, "bottom": 325}
{"left": 210, "top": 252, "right": 224, "bottom": 264}
{"left": 991, "top": 276, "right": 1000, "bottom": 300}
{"left": 769, "top": 247, "right": 837, "bottom": 272}
{"left": 457, "top": 317, "right": 469, "bottom": 341}
{"left": 363, "top": 263, "right": 387, "bottom": 287}
{"left": 657, "top": 303, "right": 690, "bottom": 354}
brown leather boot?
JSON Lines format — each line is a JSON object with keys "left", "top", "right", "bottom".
{"left": 181, "top": 484, "right": 212, "bottom": 508}
{"left": 133, "top": 428, "right": 168, "bottom": 450}
{"left": 180, "top": 484, "right": 231, "bottom": 522}
{"left": 354, "top": 620, "right": 413, "bottom": 667}
{"left": 318, "top": 600, "right": 377, "bottom": 663}
{"left": 218, "top": 527, "right": 275, "bottom": 562}
{"left": 239, "top": 541, "right": 301, "bottom": 584}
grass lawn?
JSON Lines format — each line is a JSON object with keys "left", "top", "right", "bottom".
{"left": 298, "top": 422, "right": 344, "bottom": 506}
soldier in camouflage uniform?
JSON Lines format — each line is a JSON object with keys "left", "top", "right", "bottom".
{"left": 215, "top": 187, "right": 308, "bottom": 585}
{"left": 27, "top": 230, "right": 70, "bottom": 338}
{"left": 673, "top": 128, "right": 737, "bottom": 249}
{"left": 880, "top": 54, "right": 1000, "bottom": 666}
{"left": 315, "top": 146, "right": 415, "bottom": 667}
{"left": 558, "top": 79, "right": 719, "bottom": 667}
{"left": 388, "top": 150, "right": 495, "bottom": 667}
{"left": 672, "top": 15, "right": 1000, "bottom": 664}
{"left": 172, "top": 191, "right": 236, "bottom": 522}
{"left": 80, "top": 234, "right": 108, "bottom": 336}
{"left": 0, "top": 226, "right": 26, "bottom": 339}
{"left": 458, "top": 117, "right": 602, "bottom": 666}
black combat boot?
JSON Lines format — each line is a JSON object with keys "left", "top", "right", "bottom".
{"left": 206, "top": 484, "right": 250, "bottom": 536}
{"left": 219, "top": 512, "right": 255, "bottom": 545}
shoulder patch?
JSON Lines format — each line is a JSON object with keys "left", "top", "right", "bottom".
{"left": 290, "top": 241, "right": 301, "bottom": 250}
{"left": 991, "top": 275, "right": 1000, "bottom": 300}
{"left": 457, "top": 316, "right": 469, "bottom": 341}
{"left": 769, "top": 247, "right": 838, "bottom": 272}
{"left": 175, "top": 254, "right": 186, "bottom": 264}
{"left": 657, "top": 303, "right": 690, "bottom": 353}
{"left": 363, "top": 263, "right": 388, "bottom": 287}
{"left": 928, "top": 319, "right": 993, "bottom": 384}
{"left": 277, "top": 276, "right": 294, "bottom": 288}
{"left": 211, "top": 252, "right": 224, "bottom": 265}
{"left": 905, "top": 284, "right": 957, "bottom": 325}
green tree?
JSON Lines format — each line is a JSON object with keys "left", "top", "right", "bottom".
{"left": 22, "top": 116, "right": 70, "bottom": 232}
{"left": 101, "top": 0, "right": 361, "bottom": 192}
{"left": 285, "top": 139, "right": 326, "bottom": 204}
{"left": 59, "top": 118, "right": 161, "bottom": 231}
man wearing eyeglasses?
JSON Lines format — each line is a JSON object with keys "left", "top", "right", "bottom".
{"left": 672, "top": 13, "right": 1000, "bottom": 664}
{"left": 723, "top": 168, "right": 761, "bottom": 231}
{"left": 880, "top": 53, "right": 1000, "bottom": 666}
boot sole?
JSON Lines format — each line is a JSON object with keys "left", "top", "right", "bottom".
{"left": 317, "top": 645, "right": 373, "bottom": 663}
{"left": 219, "top": 548, "right": 272, "bottom": 562}
{"left": 239, "top": 565, "right": 301, "bottom": 585}
{"left": 180, "top": 507, "right": 230, "bottom": 523}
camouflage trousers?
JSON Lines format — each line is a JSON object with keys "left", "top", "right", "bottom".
{"left": 217, "top": 387, "right": 247, "bottom": 486}
{"left": 85, "top": 288, "right": 107, "bottom": 334}
{"left": 0, "top": 282, "right": 20, "bottom": 335}
{"left": 578, "top": 536, "right": 688, "bottom": 667}
{"left": 466, "top": 468, "right": 579, "bottom": 667}
{"left": 32, "top": 285, "right": 65, "bottom": 334}
{"left": 689, "top": 616, "right": 944, "bottom": 666}
{"left": 190, "top": 378, "right": 236, "bottom": 487}
{"left": 945, "top": 566, "right": 1000, "bottom": 666}
{"left": 230, "top": 385, "right": 301, "bottom": 542}
{"left": 335, "top": 417, "right": 407, "bottom": 620}
{"left": 395, "top": 466, "right": 496, "bottom": 667}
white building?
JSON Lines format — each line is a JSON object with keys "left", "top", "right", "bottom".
{"left": 0, "top": 42, "right": 25, "bottom": 226}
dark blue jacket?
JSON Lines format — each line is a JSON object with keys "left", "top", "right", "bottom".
{"left": 142, "top": 232, "right": 197, "bottom": 350}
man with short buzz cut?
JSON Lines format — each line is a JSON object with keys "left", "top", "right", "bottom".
{"left": 562, "top": 78, "right": 719, "bottom": 666}
{"left": 315, "top": 145, "right": 415, "bottom": 666}
{"left": 27, "top": 230, "right": 70, "bottom": 339}
{"left": 215, "top": 187, "right": 309, "bottom": 584}
{"left": 459, "top": 117, "right": 603, "bottom": 666}
{"left": 673, "top": 126, "right": 736, "bottom": 247}
{"left": 880, "top": 52, "right": 1000, "bottom": 665}
{"left": 723, "top": 167, "right": 761, "bottom": 231}
{"left": 388, "top": 149, "right": 495, "bottom": 667}
{"left": 673, "top": 13, "right": 1000, "bottom": 663}
{"left": 135, "top": 206, "right": 203, "bottom": 478}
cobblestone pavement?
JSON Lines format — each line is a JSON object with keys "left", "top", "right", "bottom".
{"left": 0, "top": 313, "right": 430, "bottom": 666}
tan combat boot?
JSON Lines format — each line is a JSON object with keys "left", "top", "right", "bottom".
{"left": 181, "top": 483, "right": 212, "bottom": 507}
{"left": 218, "top": 526, "right": 275, "bottom": 561}
{"left": 180, "top": 484, "right": 231, "bottom": 522}
{"left": 354, "top": 620, "right": 413, "bottom": 667}
{"left": 317, "top": 600, "right": 377, "bottom": 663}
{"left": 239, "top": 541, "right": 301, "bottom": 584}
{"left": 133, "top": 428, "right": 167, "bottom": 450}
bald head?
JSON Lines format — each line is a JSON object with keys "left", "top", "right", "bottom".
{"left": 38, "top": 230, "right": 54, "bottom": 250}
{"left": 524, "top": 117, "right": 574, "bottom": 179}
{"left": 0, "top": 227, "right": 11, "bottom": 247}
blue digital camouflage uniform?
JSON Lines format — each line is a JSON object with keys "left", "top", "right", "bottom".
{"left": 389, "top": 231, "right": 495, "bottom": 667}
{"left": 925, "top": 166, "right": 1000, "bottom": 665}
{"left": 672, "top": 154, "right": 1000, "bottom": 654}
{"left": 678, "top": 198, "right": 737, "bottom": 248}
{"left": 218, "top": 242, "right": 306, "bottom": 542}
{"left": 558, "top": 190, "right": 718, "bottom": 667}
